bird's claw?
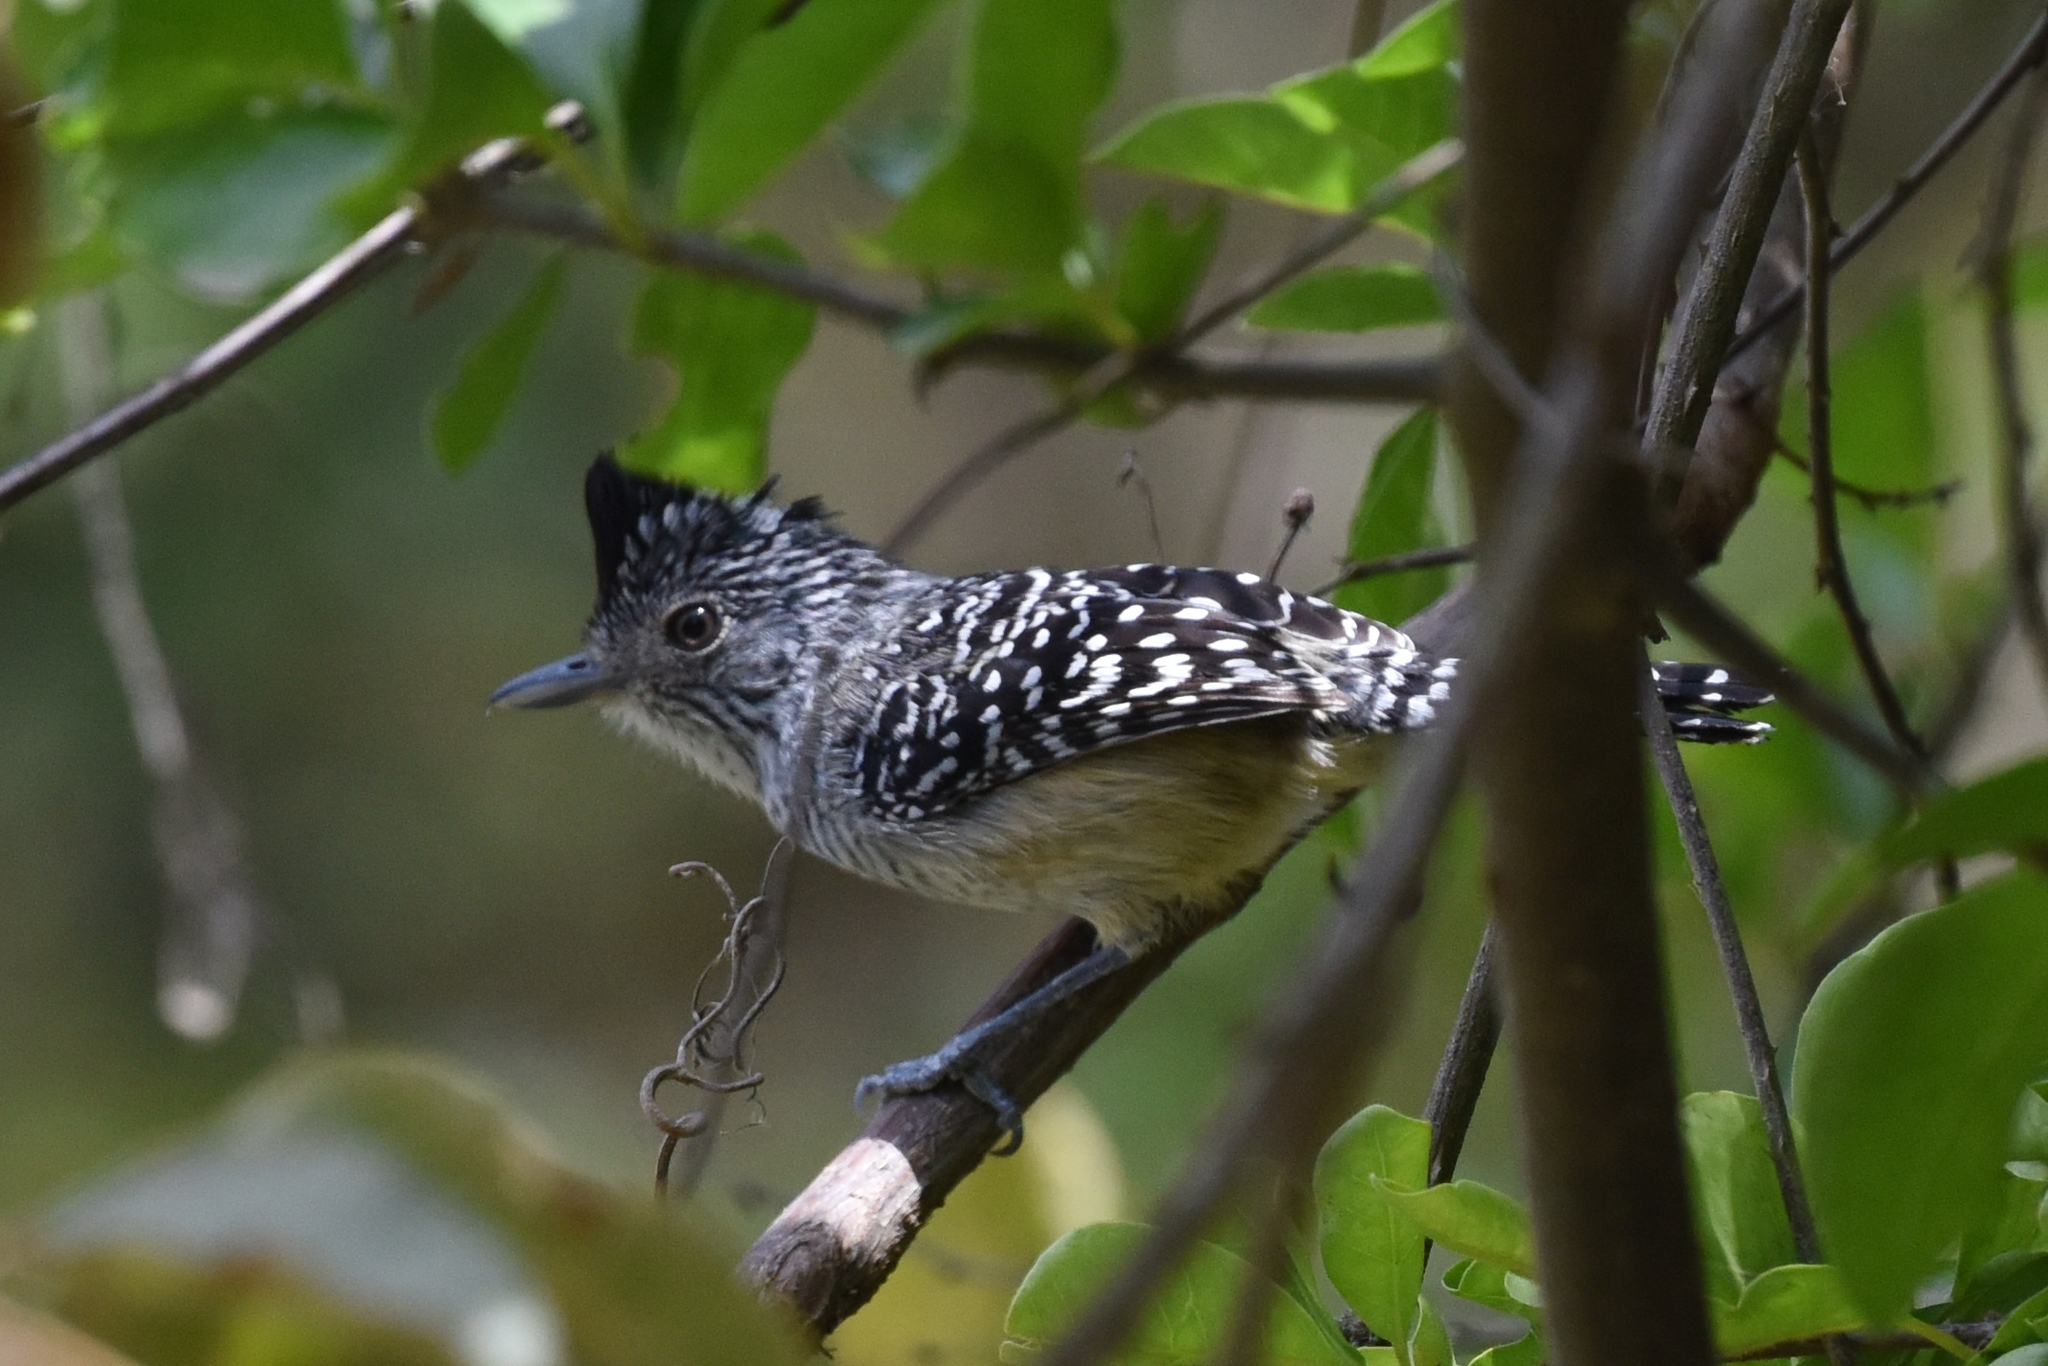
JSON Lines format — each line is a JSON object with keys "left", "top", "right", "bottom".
{"left": 856, "top": 1039, "right": 1026, "bottom": 1153}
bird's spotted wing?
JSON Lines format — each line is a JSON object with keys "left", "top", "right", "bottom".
{"left": 849, "top": 566, "right": 1429, "bottom": 820}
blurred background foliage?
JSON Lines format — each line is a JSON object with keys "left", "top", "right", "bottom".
{"left": 2, "top": 0, "right": 2048, "bottom": 1363}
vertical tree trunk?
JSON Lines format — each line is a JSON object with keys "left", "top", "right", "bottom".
{"left": 1452, "top": 4, "right": 1718, "bottom": 1365}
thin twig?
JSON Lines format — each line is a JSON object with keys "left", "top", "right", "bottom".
{"left": 1770, "top": 443, "right": 1960, "bottom": 511}
{"left": 1174, "top": 139, "right": 1462, "bottom": 345}
{"left": 645, "top": 844, "right": 792, "bottom": 1198}
{"left": 881, "top": 404, "right": 1082, "bottom": 556}
{"left": 1646, "top": 0, "right": 1854, "bottom": 456}
{"left": 489, "top": 193, "right": 1447, "bottom": 407}
{"left": 1117, "top": 451, "right": 1167, "bottom": 562}
{"left": 1638, "top": 654, "right": 1822, "bottom": 1263}
{"left": 1315, "top": 544, "right": 1474, "bottom": 597}
{"left": 1981, "top": 63, "right": 2048, "bottom": 692}
{"left": 877, "top": 141, "right": 1464, "bottom": 556}
{"left": 58, "top": 295, "right": 273, "bottom": 1044}
{"left": 1798, "top": 135, "right": 1932, "bottom": 764}
{"left": 1728, "top": 8, "right": 2048, "bottom": 361}
{"left": 1267, "top": 488, "right": 1314, "bottom": 580}
{"left": 0, "top": 133, "right": 553, "bottom": 513}
{"left": 1422, "top": 922, "right": 1499, "bottom": 1188}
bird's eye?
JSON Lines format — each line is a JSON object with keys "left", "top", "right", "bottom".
{"left": 663, "top": 600, "right": 724, "bottom": 653}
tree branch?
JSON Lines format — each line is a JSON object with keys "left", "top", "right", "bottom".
{"left": 0, "top": 133, "right": 562, "bottom": 513}
{"left": 1314, "top": 544, "right": 1474, "bottom": 598}
{"left": 1727, "top": 8, "right": 2048, "bottom": 361}
{"left": 1422, "top": 922, "right": 1499, "bottom": 1187}
{"left": 1646, "top": 0, "right": 1853, "bottom": 457}
{"left": 1980, "top": 63, "right": 2048, "bottom": 692}
{"left": 1637, "top": 655, "right": 1822, "bottom": 1262}
{"left": 1797, "top": 136, "right": 1931, "bottom": 764}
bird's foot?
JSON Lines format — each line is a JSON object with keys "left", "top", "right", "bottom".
{"left": 856, "top": 1035, "right": 1026, "bottom": 1153}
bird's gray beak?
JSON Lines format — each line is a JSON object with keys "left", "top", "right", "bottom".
{"left": 490, "top": 652, "right": 621, "bottom": 710}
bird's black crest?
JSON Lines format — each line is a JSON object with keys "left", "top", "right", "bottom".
{"left": 583, "top": 454, "right": 837, "bottom": 603}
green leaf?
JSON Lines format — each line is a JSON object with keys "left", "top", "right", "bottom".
{"left": 101, "top": 0, "right": 362, "bottom": 141}
{"left": 1313, "top": 1105, "right": 1430, "bottom": 1361}
{"left": 1793, "top": 871, "right": 2048, "bottom": 1324}
{"left": 1707, "top": 1264, "right": 1867, "bottom": 1359}
{"left": 1465, "top": 1334, "right": 1543, "bottom": 1366}
{"left": 106, "top": 110, "right": 394, "bottom": 302}
{"left": 431, "top": 254, "right": 568, "bottom": 472}
{"left": 1442, "top": 1259, "right": 1541, "bottom": 1324}
{"left": 1095, "top": 7, "right": 1456, "bottom": 233}
{"left": 877, "top": 0, "right": 1117, "bottom": 274}
{"left": 357, "top": 0, "right": 556, "bottom": 209}
{"left": 1802, "top": 756, "right": 2048, "bottom": 939}
{"left": 1113, "top": 198, "right": 1223, "bottom": 344}
{"left": 678, "top": 0, "right": 946, "bottom": 223}
{"left": 1682, "top": 1092, "right": 1798, "bottom": 1306}
{"left": 621, "top": 229, "right": 816, "bottom": 492}
{"left": 618, "top": 0, "right": 704, "bottom": 184}
{"left": 1408, "top": 1297, "right": 1451, "bottom": 1366}
{"left": 1004, "top": 1223, "right": 1357, "bottom": 1366}
{"left": 1246, "top": 262, "right": 1443, "bottom": 333}
{"left": 1355, "top": 0, "right": 1459, "bottom": 78}
{"left": 1097, "top": 97, "right": 1360, "bottom": 213}
{"left": 1959, "top": 1167, "right": 2048, "bottom": 1297}
{"left": 1371, "top": 1177, "right": 1534, "bottom": 1278}
{"left": 1332, "top": 408, "right": 1448, "bottom": 626}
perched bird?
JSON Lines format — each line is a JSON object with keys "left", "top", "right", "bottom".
{"left": 495, "top": 457, "right": 1771, "bottom": 1140}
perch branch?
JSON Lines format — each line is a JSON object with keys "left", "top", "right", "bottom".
{"left": 1315, "top": 544, "right": 1474, "bottom": 598}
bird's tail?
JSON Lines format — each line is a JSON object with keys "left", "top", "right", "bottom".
{"left": 1651, "top": 662, "right": 1774, "bottom": 744}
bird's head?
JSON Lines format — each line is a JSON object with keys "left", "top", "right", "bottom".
{"left": 491, "top": 457, "right": 895, "bottom": 780}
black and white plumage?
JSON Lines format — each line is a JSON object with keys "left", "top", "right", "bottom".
{"left": 503, "top": 457, "right": 1772, "bottom": 956}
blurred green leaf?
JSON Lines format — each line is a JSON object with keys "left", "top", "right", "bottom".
{"left": 1097, "top": 97, "right": 1357, "bottom": 213}
{"left": 622, "top": 229, "right": 816, "bottom": 491}
{"left": 1959, "top": 1168, "right": 2048, "bottom": 1297}
{"left": 1371, "top": 1177, "right": 1533, "bottom": 1278}
{"left": 1003, "top": 1223, "right": 1355, "bottom": 1366}
{"left": 54, "top": 1248, "right": 459, "bottom": 1366}
{"left": 1113, "top": 198, "right": 1222, "bottom": 344}
{"left": 1333, "top": 408, "right": 1448, "bottom": 626}
{"left": 358, "top": 0, "right": 555, "bottom": 210}
{"left": 1707, "top": 1263, "right": 1866, "bottom": 1358}
{"left": 1313, "top": 1104, "right": 1429, "bottom": 1361}
{"left": 679, "top": 0, "right": 945, "bottom": 224}
{"left": 1355, "top": 0, "right": 1458, "bottom": 78}
{"left": 1682, "top": 1092, "right": 1798, "bottom": 1306}
{"left": 618, "top": 0, "right": 704, "bottom": 184}
{"left": 679, "top": 0, "right": 782, "bottom": 121}
{"left": 1245, "top": 262, "right": 1442, "bottom": 333}
{"left": 1780, "top": 290, "right": 1935, "bottom": 497}
{"left": 1802, "top": 755, "right": 2048, "bottom": 939}
{"left": 1793, "top": 871, "right": 2048, "bottom": 1324}
{"left": 106, "top": 110, "right": 394, "bottom": 302}
{"left": 877, "top": 0, "right": 1117, "bottom": 274}
{"left": 240, "top": 1050, "right": 809, "bottom": 1366}
{"left": 431, "top": 253, "right": 568, "bottom": 472}
{"left": 1441, "top": 1259, "right": 1540, "bottom": 1324}
{"left": 889, "top": 276, "right": 1101, "bottom": 358}
{"left": 101, "top": 0, "right": 362, "bottom": 141}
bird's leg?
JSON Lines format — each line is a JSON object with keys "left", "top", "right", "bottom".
{"left": 856, "top": 944, "right": 1133, "bottom": 1152}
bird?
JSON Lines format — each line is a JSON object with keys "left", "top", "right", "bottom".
{"left": 494, "top": 456, "right": 1771, "bottom": 1143}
